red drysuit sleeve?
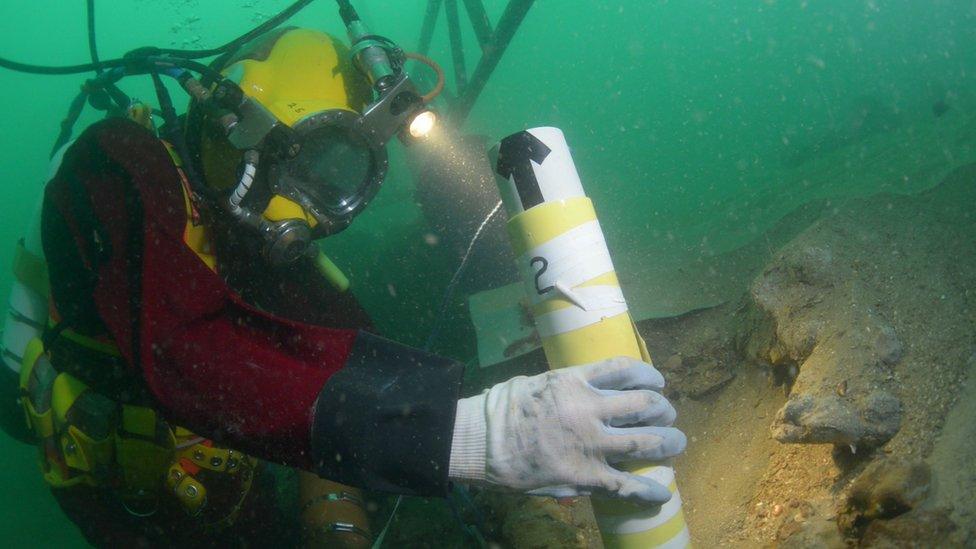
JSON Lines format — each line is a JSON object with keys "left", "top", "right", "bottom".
{"left": 42, "top": 119, "right": 463, "bottom": 492}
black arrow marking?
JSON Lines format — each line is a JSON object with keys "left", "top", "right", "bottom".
{"left": 496, "top": 131, "right": 552, "bottom": 210}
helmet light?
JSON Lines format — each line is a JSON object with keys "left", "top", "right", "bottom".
{"left": 408, "top": 109, "right": 437, "bottom": 139}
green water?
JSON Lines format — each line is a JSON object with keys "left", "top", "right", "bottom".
{"left": 0, "top": 1, "right": 973, "bottom": 546}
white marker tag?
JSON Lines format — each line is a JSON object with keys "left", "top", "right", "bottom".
{"left": 518, "top": 220, "right": 616, "bottom": 305}
{"left": 535, "top": 286, "right": 628, "bottom": 338}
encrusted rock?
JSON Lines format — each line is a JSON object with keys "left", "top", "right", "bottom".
{"left": 860, "top": 508, "right": 957, "bottom": 548}
{"left": 773, "top": 390, "right": 901, "bottom": 447}
{"left": 871, "top": 322, "right": 904, "bottom": 366}
{"left": 474, "top": 492, "right": 601, "bottom": 548}
{"left": 837, "top": 458, "right": 932, "bottom": 538}
{"left": 746, "top": 223, "right": 906, "bottom": 449}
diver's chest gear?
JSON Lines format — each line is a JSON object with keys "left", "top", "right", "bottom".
{"left": 19, "top": 334, "right": 256, "bottom": 528}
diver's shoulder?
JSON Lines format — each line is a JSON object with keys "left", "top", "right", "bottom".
{"left": 75, "top": 117, "right": 164, "bottom": 154}
{"left": 62, "top": 117, "right": 182, "bottom": 192}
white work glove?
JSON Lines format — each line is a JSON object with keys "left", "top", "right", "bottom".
{"left": 448, "top": 356, "right": 686, "bottom": 505}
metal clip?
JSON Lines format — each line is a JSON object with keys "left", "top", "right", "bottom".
{"left": 326, "top": 522, "right": 373, "bottom": 542}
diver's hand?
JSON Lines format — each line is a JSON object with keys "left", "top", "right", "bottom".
{"left": 448, "top": 357, "right": 686, "bottom": 505}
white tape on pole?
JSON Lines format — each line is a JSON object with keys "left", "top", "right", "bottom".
{"left": 535, "top": 286, "right": 629, "bottom": 338}
{"left": 657, "top": 527, "right": 692, "bottom": 549}
{"left": 517, "top": 221, "right": 616, "bottom": 306}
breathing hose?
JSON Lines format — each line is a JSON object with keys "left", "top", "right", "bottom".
{"left": 0, "top": 0, "right": 316, "bottom": 75}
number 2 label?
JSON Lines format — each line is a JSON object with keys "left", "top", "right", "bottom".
{"left": 530, "top": 256, "right": 554, "bottom": 295}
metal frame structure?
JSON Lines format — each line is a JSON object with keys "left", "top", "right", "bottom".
{"left": 415, "top": 0, "right": 536, "bottom": 126}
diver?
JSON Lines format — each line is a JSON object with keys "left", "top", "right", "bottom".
{"left": 0, "top": 3, "right": 685, "bottom": 547}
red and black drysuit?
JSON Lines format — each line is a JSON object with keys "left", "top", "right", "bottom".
{"left": 42, "top": 118, "right": 464, "bottom": 500}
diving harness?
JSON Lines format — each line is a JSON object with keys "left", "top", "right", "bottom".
{"left": 14, "top": 104, "right": 258, "bottom": 527}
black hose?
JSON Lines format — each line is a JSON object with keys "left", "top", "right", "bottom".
{"left": 151, "top": 70, "right": 209, "bottom": 198}
{"left": 0, "top": 55, "right": 131, "bottom": 75}
{"left": 86, "top": 0, "right": 100, "bottom": 73}
{"left": 154, "top": 0, "right": 315, "bottom": 59}
{"left": 335, "top": 0, "right": 360, "bottom": 24}
{"left": 0, "top": 0, "right": 316, "bottom": 75}
{"left": 86, "top": 0, "right": 101, "bottom": 72}
{"left": 50, "top": 89, "right": 90, "bottom": 158}
{"left": 45, "top": 56, "right": 213, "bottom": 156}
{"left": 150, "top": 71, "right": 178, "bottom": 137}
{"left": 87, "top": 0, "right": 134, "bottom": 112}
{"left": 145, "top": 56, "right": 225, "bottom": 84}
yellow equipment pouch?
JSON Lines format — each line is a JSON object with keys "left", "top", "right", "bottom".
{"left": 19, "top": 336, "right": 255, "bottom": 526}
{"left": 116, "top": 405, "right": 175, "bottom": 497}
{"left": 21, "top": 339, "right": 117, "bottom": 488}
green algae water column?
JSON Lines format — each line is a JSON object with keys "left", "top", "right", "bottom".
{"left": 490, "top": 127, "right": 690, "bottom": 548}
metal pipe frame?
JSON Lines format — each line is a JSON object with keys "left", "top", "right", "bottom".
{"left": 444, "top": 0, "right": 468, "bottom": 94}
{"left": 462, "top": 0, "right": 493, "bottom": 52}
{"left": 414, "top": 0, "right": 536, "bottom": 128}
{"left": 417, "top": 0, "right": 443, "bottom": 57}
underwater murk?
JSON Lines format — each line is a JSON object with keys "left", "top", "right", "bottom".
{"left": 0, "top": 1, "right": 974, "bottom": 547}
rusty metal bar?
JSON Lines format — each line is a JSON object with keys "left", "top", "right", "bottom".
{"left": 452, "top": 0, "right": 535, "bottom": 125}
{"left": 416, "top": 0, "right": 442, "bottom": 57}
{"left": 461, "top": 0, "right": 493, "bottom": 52}
{"left": 444, "top": 0, "right": 467, "bottom": 94}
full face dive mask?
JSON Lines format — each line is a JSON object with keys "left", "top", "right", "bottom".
{"left": 192, "top": 22, "right": 438, "bottom": 265}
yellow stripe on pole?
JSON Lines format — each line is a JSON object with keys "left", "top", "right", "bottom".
{"left": 505, "top": 197, "right": 596, "bottom": 256}
{"left": 540, "top": 312, "right": 642, "bottom": 368}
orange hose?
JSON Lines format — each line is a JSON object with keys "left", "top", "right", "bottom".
{"left": 404, "top": 51, "right": 445, "bottom": 103}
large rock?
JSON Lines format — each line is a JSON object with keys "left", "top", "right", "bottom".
{"left": 774, "top": 390, "right": 901, "bottom": 448}
{"left": 837, "top": 458, "right": 932, "bottom": 538}
{"left": 747, "top": 218, "right": 906, "bottom": 449}
{"left": 860, "top": 509, "right": 958, "bottom": 548}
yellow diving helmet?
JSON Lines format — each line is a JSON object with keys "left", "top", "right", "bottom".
{"left": 191, "top": 27, "right": 433, "bottom": 265}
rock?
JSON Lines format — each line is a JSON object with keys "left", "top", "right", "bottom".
{"left": 777, "top": 498, "right": 847, "bottom": 549}
{"left": 837, "top": 458, "right": 932, "bottom": 538}
{"left": 681, "top": 356, "right": 736, "bottom": 398}
{"left": 779, "top": 519, "right": 847, "bottom": 549}
{"left": 773, "top": 390, "right": 902, "bottom": 447}
{"left": 475, "top": 492, "right": 601, "bottom": 548}
{"left": 661, "top": 354, "right": 683, "bottom": 372}
{"left": 859, "top": 391, "right": 903, "bottom": 438}
{"left": 638, "top": 304, "right": 739, "bottom": 400}
{"left": 868, "top": 316, "right": 903, "bottom": 366}
{"left": 860, "top": 508, "right": 957, "bottom": 548}
{"left": 751, "top": 244, "right": 835, "bottom": 314}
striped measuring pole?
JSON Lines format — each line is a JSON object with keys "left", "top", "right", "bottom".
{"left": 490, "top": 127, "right": 690, "bottom": 548}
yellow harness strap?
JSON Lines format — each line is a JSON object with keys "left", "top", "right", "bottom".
{"left": 20, "top": 339, "right": 53, "bottom": 438}
{"left": 116, "top": 405, "right": 175, "bottom": 495}
{"left": 161, "top": 141, "right": 218, "bottom": 271}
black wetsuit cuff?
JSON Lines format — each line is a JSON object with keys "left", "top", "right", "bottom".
{"left": 310, "top": 331, "right": 464, "bottom": 496}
